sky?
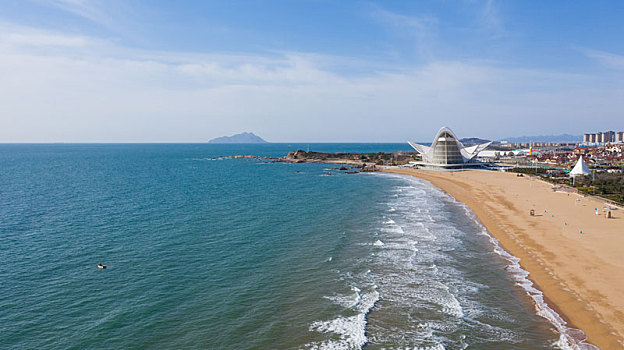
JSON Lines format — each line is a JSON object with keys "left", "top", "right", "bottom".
{"left": 1, "top": 0, "right": 623, "bottom": 142}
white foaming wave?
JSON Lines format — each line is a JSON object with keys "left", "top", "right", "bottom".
{"left": 192, "top": 157, "right": 225, "bottom": 161}
{"left": 395, "top": 185, "right": 427, "bottom": 197}
{"left": 415, "top": 281, "right": 464, "bottom": 319}
{"left": 324, "top": 286, "right": 361, "bottom": 309}
{"left": 413, "top": 345, "right": 446, "bottom": 350}
{"left": 455, "top": 201, "right": 598, "bottom": 350}
{"left": 374, "top": 240, "right": 421, "bottom": 255}
{"left": 409, "top": 239, "right": 419, "bottom": 252}
{"left": 441, "top": 293, "right": 464, "bottom": 318}
{"left": 371, "top": 219, "right": 466, "bottom": 321}
{"left": 380, "top": 225, "right": 404, "bottom": 234}
{"left": 307, "top": 315, "right": 366, "bottom": 350}
{"left": 414, "top": 322, "right": 435, "bottom": 340}
{"left": 413, "top": 319, "right": 461, "bottom": 336}
{"left": 308, "top": 286, "right": 380, "bottom": 350}
{"left": 379, "top": 217, "right": 406, "bottom": 235}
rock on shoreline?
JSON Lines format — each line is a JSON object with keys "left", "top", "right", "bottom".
{"left": 219, "top": 150, "right": 418, "bottom": 173}
{"left": 279, "top": 150, "right": 418, "bottom": 172}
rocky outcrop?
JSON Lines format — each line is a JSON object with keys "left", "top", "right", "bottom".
{"left": 280, "top": 150, "right": 417, "bottom": 171}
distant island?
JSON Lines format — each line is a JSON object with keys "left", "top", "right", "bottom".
{"left": 208, "top": 132, "right": 268, "bottom": 144}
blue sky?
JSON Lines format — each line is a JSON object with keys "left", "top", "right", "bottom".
{"left": 1, "top": 0, "right": 623, "bottom": 142}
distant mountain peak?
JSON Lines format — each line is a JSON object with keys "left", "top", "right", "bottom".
{"left": 460, "top": 137, "right": 491, "bottom": 146}
{"left": 208, "top": 132, "right": 268, "bottom": 144}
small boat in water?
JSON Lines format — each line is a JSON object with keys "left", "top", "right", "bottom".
{"left": 97, "top": 264, "right": 107, "bottom": 269}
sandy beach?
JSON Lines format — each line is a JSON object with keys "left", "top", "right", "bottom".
{"left": 384, "top": 168, "right": 624, "bottom": 349}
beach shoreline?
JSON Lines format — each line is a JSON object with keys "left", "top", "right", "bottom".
{"left": 382, "top": 167, "right": 624, "bottom": 349}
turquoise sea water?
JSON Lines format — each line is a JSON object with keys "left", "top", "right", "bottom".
{"left": 1, "top": 144, "right": 585, "bottom": 349}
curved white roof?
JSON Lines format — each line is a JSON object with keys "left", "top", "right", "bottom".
{"left": 408, "top": 126, "right": 491, "bottom": 165}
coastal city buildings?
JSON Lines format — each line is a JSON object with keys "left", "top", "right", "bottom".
{"left": 583, "top": 130, "right": 623, "bottom": 145}
{"left": 404, "top": 126, "right": 623, "bottom": 177}
{"left": 485, "top": 141, "right": 623, "bottom": 172}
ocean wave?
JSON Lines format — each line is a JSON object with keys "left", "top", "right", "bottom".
{"left": 323, "top": 286, "right": 361, "bottom": 309}
{"left": 307, "top": 286, "right": 379, "bottom": 350}
{"left": 380, "top": 225, "right": 404, "bottom": 235}
{"left": 381, "top": 218, "right": 406, "bottom": 235}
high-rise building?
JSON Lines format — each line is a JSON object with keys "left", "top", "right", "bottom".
{"left": 583, "top": 131, "right": 622, "bottom": 143}
{"left": 597, "top": 132, "right": 605, "bottom": 143}
{"left": 604, "top": 131, "right": 615, "bottom": 143}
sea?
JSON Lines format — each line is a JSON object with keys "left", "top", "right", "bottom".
{"left": 0, "top": 143, "right": 593, "bottom": 349}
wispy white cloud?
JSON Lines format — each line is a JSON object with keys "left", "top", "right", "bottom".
{"left": 31, "top": 0, "right": 143, "bottom": 43}
{"left": 0, "top": 23, "right": 91, "bottom": 48}
{"left": 39, "top": 0, "right": 116, "bottom": 26}
{"left": 583, "top": 49, "right": 624, "bottom": 70}
{"left": 369, "top": 7, "right": 439, "bottom": 60}
{"left": 371, "top": 8, "right": 438, "bottom": 31}
{"left": 2, "top": 31, "right": 87, "bottom": 47}
{"left": 0, "top": 23, "right": 622, "bottom": 142}
{"left": 478, "top": 0, "right": 506, "bottom": 38}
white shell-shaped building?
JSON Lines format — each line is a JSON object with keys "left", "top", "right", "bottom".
{"left": 408, "top": 127, "right": 491, "bottom": 169}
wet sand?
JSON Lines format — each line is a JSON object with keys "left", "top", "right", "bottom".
{"left": 384, "top": 168, "right": 624, "bottom": 349}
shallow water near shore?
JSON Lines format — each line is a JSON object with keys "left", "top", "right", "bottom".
{"left": 1, "top": 143, "right": 575, "bottom": 349}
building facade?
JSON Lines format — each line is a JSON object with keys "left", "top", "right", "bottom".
{"left": 583, "top": 130, "right": 622, "bottom": 144}
{"left": 408, "top": 127, "right": 491, "bottom": 169}
{"left": 598, "top": 132, "right": 606, "bottom": 143}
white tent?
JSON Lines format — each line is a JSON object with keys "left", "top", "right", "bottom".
{"left": 569, "top": 156, "right": 591, "bottom": 177}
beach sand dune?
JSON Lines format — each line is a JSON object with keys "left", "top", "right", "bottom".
{"left": 385, "top": 168, "right": 624, "bottom": 349}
